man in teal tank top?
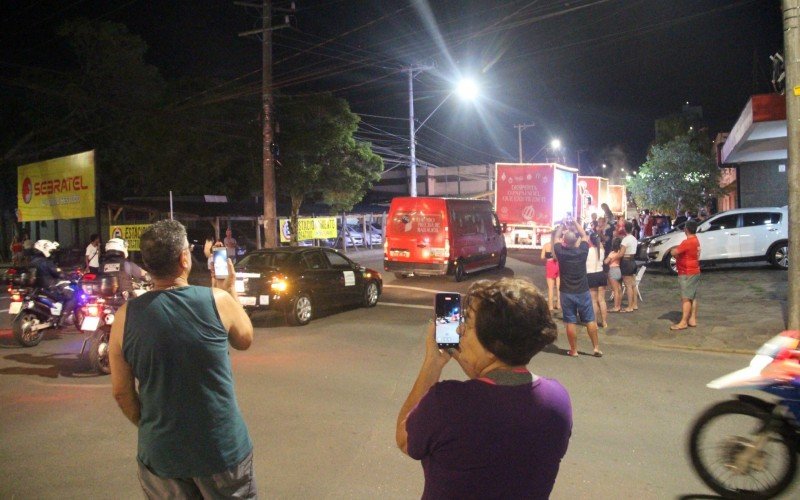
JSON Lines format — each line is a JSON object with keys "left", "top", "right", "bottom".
{"left": 109, "top": 220, "right": 257, "bottom": 498}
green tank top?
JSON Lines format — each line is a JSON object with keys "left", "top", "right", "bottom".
{"left": 123, "top": 285, "right": 252, "bottom": 477}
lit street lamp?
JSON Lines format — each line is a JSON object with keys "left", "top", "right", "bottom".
{"left": 407, "top": 70, "right": 477, "bottom": 197}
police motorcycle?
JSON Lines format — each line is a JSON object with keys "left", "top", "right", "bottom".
{"left": 688, "top": 330, "right": 800, "bottom": 498}
{"left": 77, "top": 238, "right": 150, "bottom": 374}
{"left": 5, "top": 266, "right": 35, "bottom": 316}
{"left": 11, "top": 240, "right": 91, "bottom": 347}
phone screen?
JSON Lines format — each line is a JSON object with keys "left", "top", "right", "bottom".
{"left": 213, "top": 247, "right": 229, "bottom": 279}
{"left": 434, "top": 293, "right": 461, "bottom": 349}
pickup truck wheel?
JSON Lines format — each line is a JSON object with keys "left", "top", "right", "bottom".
{"left": 454, "top": 261, "right": 467, "bottom": 282}
{"left": 769, "top": 242, "right": 789, "bottom": 270}
{"left": 662, "top": 251, "right": 678, "bottom": 275}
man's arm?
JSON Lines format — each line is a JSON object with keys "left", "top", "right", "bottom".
{"left": 109, "top": 303, "right": 141, "bottom": 426}
{"left": 396, "top": 323, "right": 449, "bottom": 455}
{"left": 213, "top": 259, "right": 254, "bottom": 350}
{"left": 573, "top": 218, "right": 588, "bottom": 242}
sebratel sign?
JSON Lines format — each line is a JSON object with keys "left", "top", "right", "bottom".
{"left": 17, "top": 151, "right": 96, "bottom": 222}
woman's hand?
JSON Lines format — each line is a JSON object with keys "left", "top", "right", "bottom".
{"left": 424, "top": 322, "right": 452, "bottom": 370}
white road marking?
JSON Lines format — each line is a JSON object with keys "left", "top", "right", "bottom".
{"left": 378, "top": 302, "right": 432, "bottom": 310}
{"left": 383, "top": 285, "right": 447, "bottom": 294}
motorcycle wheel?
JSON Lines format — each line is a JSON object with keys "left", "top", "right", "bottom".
{"left": 688, "top": 399, "right": 797, "bottom": 499}
{"left": 88, "top": 329, "right": 111, "bottom": 375}
{"left": 12, "top": 311, "right": 46, "bottom": 347}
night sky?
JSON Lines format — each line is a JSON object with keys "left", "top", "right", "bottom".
{"left": 1, "top": 0, "right": 785, "bottom": 173}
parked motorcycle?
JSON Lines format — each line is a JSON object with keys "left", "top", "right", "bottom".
{"left": 688, "top": 330, "right": 800, "bottom": 498}
{"left": 11, "top": 270, "right": 90, "bottom": 347}
{"left": 78, "top": 277, "right": 151, "bottom": 374}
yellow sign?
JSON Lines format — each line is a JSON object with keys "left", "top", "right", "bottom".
{"left": 279, "top": 217, "right": 337, "bottom": 243}
{"left": 109, "top": 224, "right": 150, "bottom": 252}
{"left": 17, "top": 151, "right": 96, "bottom": 222}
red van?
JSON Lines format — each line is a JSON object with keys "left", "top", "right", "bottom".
{"left": 383, "top": 197, "right": 507, "bottom": 281}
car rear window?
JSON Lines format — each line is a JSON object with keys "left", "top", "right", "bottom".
{"left": 237, "top": 252, "right": 293, "bottom": 269}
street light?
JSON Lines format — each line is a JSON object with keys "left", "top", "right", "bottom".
{"left": 408, "top": 72, "right": 478, "bottom": 197}
{"left": 528, "top": 138, "right": 561, "bottom": 162}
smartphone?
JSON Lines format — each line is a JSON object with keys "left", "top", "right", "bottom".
{"left": 434, "top": 292, "right": 462, "bottom": 349}
{"left": 213, "top": 247, "right": 229, "bottom": 280}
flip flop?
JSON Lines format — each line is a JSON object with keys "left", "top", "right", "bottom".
{"left": 566, "top": 350, "right": 579, "bottom": 357}
{"left": 688, "top": 323, "right": 697, "bottom": 327}
{"left": 670, "top": 324, "right": 688, "bottom": 331}
{"left": 593, "top": 350, "right": 603, "bottom": 357}
{"left": 608, "top": 308, "right": 621, "bottom": 313}
{"left": 620, "top": 309, "right": 634, "bottom": 313}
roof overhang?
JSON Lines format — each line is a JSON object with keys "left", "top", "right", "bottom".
{"left": 720, "top": 94, "right": 787, "bottom": 165}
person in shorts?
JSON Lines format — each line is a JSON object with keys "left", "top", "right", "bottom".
{"left": 585, "top": 232, "right": 607, "bottom": 328}
{"left": 540, "top": 229, "right": 561, "bottom": 310}
{"left": 619, "top": 221, "right": 639, "bottom": 312}
{"left": 553, "top": 218, "right": 602, "bottom": 357}
{"left": 670, "top": 220, "right": 700, "bottom": 330}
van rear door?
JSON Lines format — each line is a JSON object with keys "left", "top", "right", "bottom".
{"left": 386, "top": 198, "right": 448, "bottom": 265}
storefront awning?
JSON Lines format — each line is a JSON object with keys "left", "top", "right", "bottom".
{"left": 720, "top": 93, "right": 787, "bottom": 165}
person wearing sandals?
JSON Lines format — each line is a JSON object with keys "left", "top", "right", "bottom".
{"left": 553, "top": 217, "right": 602, "bottom": 357}
{"left": 604, "top": 237, "right": 624, "bottom": 312}
{"left": 670, "top": 220, "right": 701, "bottom": 330}
{"left": 396, "top": 278, "right": 572, "bottom": 498}
{"left": 619, "top": 221, "right": 639, "bottom": 312}
{"left": 540, "top": 229, "right": 561, "bottom": 311}
{"left": 585, "top": 232, "right": 607, "bottom": 328}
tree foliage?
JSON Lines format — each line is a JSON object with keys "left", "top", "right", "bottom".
{"left": 275, "top": 94, "right": 383, "bottom": 244}
{"left": 628, "top": 135, "right": 720, "bottom": 214}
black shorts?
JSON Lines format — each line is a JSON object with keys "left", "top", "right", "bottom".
{"left": 587, "top": 271, "right": 607, "bottom": 289}
{"left": 620, "top": 258, "right": 637, "bottom": 276}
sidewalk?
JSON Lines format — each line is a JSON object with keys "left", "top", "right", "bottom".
{"left": 508, "top": 250, "right": 789, "bottom": 354}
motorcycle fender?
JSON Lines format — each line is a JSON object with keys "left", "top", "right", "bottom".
{"left": 25, "top": 303, "right": 51, "bottom": 319}
{"left": 735, "top": 394, "right": 776, "bottom": 414}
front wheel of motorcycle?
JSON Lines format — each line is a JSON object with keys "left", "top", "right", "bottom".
{"left": 12, "top": 311, "right": 46, "bottom": 347}
{"left": 87, "top": 329, "right": 111, "bottom": 375}
{"left": 688, "top": 399, "right": 797, "bottom": 499}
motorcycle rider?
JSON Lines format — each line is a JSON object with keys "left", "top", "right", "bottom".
{"left": 30, "top": 239, "right": 75, "bottom": 327}
{"left": 100, "top": 238, "right": 147, "bottom": 297}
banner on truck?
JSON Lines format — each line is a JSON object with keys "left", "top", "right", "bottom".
{"left": 577, "top": 176, "right": 609, "bottom": 219}
{"left": 495, "top": 164, "right": 554, "bottom": 226}
{"left": 279, "top": 217, "right": 337, "bottom": 242}
{"left": 17, "top": 151, "right": 95, "bottom": 222}
{"left": 109, "top": 224, "right": 150, "bottom": 252}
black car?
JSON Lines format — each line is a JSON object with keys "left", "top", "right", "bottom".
{"left": 233, "top": 246, "right": 382, "bottom": 326}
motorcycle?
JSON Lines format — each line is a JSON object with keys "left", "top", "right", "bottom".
{"left": 5, "top": 267, "right": 35, "bottom": 316}
{"left": 688, "top": 330, "right": 800, "bottom": 498}
{"left": 77, "top": 277, "right": 151, "bottom": 374}
{"left": 11, "top": 270, "right": 91, "bottom": 347}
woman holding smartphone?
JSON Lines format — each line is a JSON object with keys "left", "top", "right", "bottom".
{"left": 396, "top": 278, "right": 572, "bottom": 499}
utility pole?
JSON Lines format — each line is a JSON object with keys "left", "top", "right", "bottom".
{"left": 514, "top": 123, "right": 535, "bottom": 162}
{"left": 783, "top": 0, "right": 800, "bottom": 329}
{"left": 238, "top": 1, "right": 293, "bottom": 247}
{"left": 406, "top": 65, "right": 433, "bottom": 197}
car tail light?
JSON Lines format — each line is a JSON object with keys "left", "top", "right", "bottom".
{"left": 270, "top": 277, "right": 288, "bottom": 292}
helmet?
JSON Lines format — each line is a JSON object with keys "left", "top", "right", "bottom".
{"left": 105, "top": 238, "right": 129, "bottom": 258}
{"left": 33, "top": 239, "right": 59, "bottom": 258}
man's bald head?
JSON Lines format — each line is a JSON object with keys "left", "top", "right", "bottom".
{"left": 563, "top": 231, "right": 578, "bottom": 247}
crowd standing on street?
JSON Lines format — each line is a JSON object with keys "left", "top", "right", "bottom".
{"left": 396, "top": 278, "right": 572, "bottom": 499}
{"left": 109, "top": 220, "right": 257, "bottom": 499}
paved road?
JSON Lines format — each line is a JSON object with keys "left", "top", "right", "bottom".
{"left": 0, "top": 253, "right": 795, "bottom": 499}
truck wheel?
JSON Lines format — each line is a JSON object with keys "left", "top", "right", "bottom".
{"left": 454, "top": 261, "right": 467, "bottom": 282}
{"left": 769, "top": 242, "right": 788, "bottom": 270}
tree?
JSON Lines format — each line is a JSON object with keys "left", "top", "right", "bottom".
{"left": 275, "top": 94, "right": 384, "bottom": 245}
{"left": 628, "top": 135, "right": 720, "bottom": 215}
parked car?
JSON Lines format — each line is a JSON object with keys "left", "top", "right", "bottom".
{"left": 233, "top": 246, "right": 382, "bottom": 325}
{"left": 636, "top": 221, "right": 686, "bottom": 260}
{"left": 647, "top": 207, "right": 789, "bottom": 274}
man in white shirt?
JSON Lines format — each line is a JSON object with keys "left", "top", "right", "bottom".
{"left": 85, "top": 234, "right": 101, "bottom": 274}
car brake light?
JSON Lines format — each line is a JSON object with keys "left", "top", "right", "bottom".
{"left": 270, "top": 277, "right": 288, "bottom": 292}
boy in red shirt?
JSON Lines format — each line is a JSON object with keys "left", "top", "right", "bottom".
{"left": 670, "top": 220, "right": 700, "bottom": 330}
